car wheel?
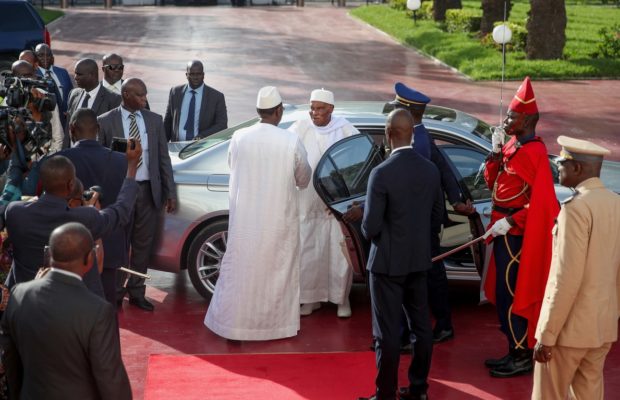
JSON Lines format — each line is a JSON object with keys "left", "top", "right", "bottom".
{"left": 187, "top": 220, "right": 228, "bottom": 299}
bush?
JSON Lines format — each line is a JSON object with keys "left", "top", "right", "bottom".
{"left": 445, "top": 9, "right": 482, "bottom": 33}
{"left": 388, "top": 0, "right": 407, "bottom": 11}
{"left": 481, "top": 21, "right": 528, "bottom": 52}
{"left": 418, "top": 0, "right": 433, "bottom": 20}
{"left": 591, "top": 23, "right": 620, "bottom": 59}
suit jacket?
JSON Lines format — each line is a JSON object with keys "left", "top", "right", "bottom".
{"left": 97, "top": 107, "right": 177, "bottom": 209}
{"left": 37, "top": 65, "right": 73, "bottom": 123}
{"left": 1, "top": 270, "right": 132, "bottom": 400}
{"left": 163, "top": 83, "right": 228, "bottom": 141}
{"left": 535, "top": 177, "right": 620, "bottom": 348}
{"left": 362, "top": 148, "right": 444, "bottom": 276}
{"left": 64, "top": 85, "right": 122, "bottom": 148}
{"left": 57, "top": 140, "right": 129, "bottom": 270}
{"left": 4, "top": 179, "right": 137, "bottom": 288}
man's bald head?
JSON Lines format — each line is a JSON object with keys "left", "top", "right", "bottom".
{"left": 11, "top": 60, "right": 35, "bottom": 78}
{"left": 69, "top": 108, "right": 99, "bottom": 141}
{"left": 74, "top": 58, "right": 99, "bottom": 91}
{"left": 40, "top": 156, "right": 76, "bottom": 196}
{"left": 186, "top": 60, "right": 205, "bottom": 90}
{"left": 19, "top": 50, "right": 37, "bottom": 66}
{"left": 34, "top": 43, "right": 53, "bottom": 69}
{"left": 121, "top": 78, "right": 148, "bottom": 112}
{"left": 385, "top": 108, "right": 414, "bottom": 147}
{"left": 49, "top": 222, "right": 94, "bottom": 275}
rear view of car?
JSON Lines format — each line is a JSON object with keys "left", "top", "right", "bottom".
{"left": 0, "top": 0, "right": 50, "bottom": 71}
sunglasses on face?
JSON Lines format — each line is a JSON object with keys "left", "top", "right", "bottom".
{"left": 104, "top": 64, "right": 124, "bottom": 71}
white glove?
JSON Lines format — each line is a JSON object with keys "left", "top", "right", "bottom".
{"left": 491, "top": 127, "right": 505, "bottom": 153}
{"left": 490, "top": 217, "right": 512, "bottom": 237}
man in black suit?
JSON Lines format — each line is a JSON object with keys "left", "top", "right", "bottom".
{"left": 164, "top": 60, "right": 227, "bottom": 142}
{"left": 1, "top": 222, "right": 132, "bottom": 400}
{"left": 359, "top": 109, "right": 444, "bottom": 400}
{"left": 57, "top": 108, "right": 129, "bottom": 308}
{"left": 98, "top": 78, "right": 177, "bottom": 311}
{"left": 4, "top": 142, "right": 140, "bottom": 296}
{"left": 65, "top": 58, "right": 121, "bottom": 148}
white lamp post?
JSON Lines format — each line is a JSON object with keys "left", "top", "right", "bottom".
{"left": 407, "top": 0, "right": 421, "bottom": 26}
{"left": 492, "top": 24, "right": 513, "bottom": 45}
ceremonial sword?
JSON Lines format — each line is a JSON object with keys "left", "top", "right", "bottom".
{"left": 432, "top": 229, "right": 493, "bottom": 263}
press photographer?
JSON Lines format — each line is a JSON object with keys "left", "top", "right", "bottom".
{"left": 0, "top": 60, "right": 64, "bottom": 205}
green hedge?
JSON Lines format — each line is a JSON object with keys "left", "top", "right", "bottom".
{"left": 445, "top": 9, "right": 482, "bottom": 33}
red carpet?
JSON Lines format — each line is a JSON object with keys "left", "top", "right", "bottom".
{"left": 144, "top": 352, "right": 378, "bottom": 400}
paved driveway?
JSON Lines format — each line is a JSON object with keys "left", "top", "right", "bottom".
{"left": 48, "top": 5, "right": 620, "bottom": 159}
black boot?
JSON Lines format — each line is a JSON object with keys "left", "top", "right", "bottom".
{"left": 489, "top": 349, "right": 533, "bottom": 378}
{"left": 484, "top": 352, "right": 511, "bottom": 368}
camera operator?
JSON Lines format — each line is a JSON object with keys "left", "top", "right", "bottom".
{"left": 56, "top": 108, "right": 129, "bottom": 307}
{"left": 3, "top": 139, "right": 140, "bottom": 293}
{"left": 0, "top": 60, "right": 63, "bottom": 205}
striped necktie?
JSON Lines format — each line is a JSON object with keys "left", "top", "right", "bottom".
{"left": 128, "top": 113, "right": 143, "bottom": 168}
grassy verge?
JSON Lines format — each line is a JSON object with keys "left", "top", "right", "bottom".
{"left": 350, "top": 0, "right": 620, "bottom": 80}
{"left": 36, "top": 7, "right": 65, "bottom": 24}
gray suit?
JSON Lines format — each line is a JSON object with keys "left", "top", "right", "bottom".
{"left": 163, "top": 83, "right": 228, "bottom": 141}
{"left": 1, "top": 270, "right": 132, "bottom": 400}
{"left": 64, "top": 85, "right": 122, "bottom": 148}
{"left": 97, "top": 106, "right": 176, "bottom": 298}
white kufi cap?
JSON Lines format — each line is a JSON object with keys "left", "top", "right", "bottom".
{"left": 256, "top": 86, "right": 282, "bottom": 109}
{"left": 310, "top": 88, "right": 334, "bottom": 105}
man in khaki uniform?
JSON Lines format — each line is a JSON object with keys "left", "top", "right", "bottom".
{"left": 532, "top": 135, "right": 620, "bottom": 400}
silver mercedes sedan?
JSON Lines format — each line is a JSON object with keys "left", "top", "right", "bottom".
{"left": 150, "top": 102, "right": 620, "bottom": 299}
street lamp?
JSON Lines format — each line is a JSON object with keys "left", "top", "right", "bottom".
{"left": 407, "top": 0, "right": 421, "bottom": 26}
{"left": 492, "top": 24, "right": 513, "bottom": 45}
{"left": 492, "top": 22, "right": 513, "bottom": 127}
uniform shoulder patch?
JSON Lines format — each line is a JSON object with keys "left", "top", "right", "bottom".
{"left": 561, "top": 190, "right": 580, "bottom": 205}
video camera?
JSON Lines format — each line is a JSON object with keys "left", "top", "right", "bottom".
{"left": 0, "top": 72, "right": 55, "bottom": 158}
{"left": 0, "top": 72, "right": 57, "bottom": 112}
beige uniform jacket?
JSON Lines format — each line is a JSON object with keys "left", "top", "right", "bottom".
{"left": 536, "top": 177, "right": 620, "bottom": 348}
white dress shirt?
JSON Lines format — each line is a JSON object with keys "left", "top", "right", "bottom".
{"left": 120, "top": 106, "right": 150, "bottom": 181}
{"left": 77, "top": 84, "right": 101, "bottom": 110}
{"left": 102, "top": 79, "right": 122, "bottom": 95}
{"left": 38, "top": 66, "right": 63, "bottom": 100}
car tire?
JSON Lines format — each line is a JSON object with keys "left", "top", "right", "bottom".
{"left": 187, "top": 220, "right": 228, "bottom": 299}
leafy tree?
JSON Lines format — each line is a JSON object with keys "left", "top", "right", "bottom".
{"left": 433, "top": 0, "right": 462, "bottom": 21}
{"left": 481, "top": 0, "right": 512, "bottom": 35}
{"left": 526, "top": 0, "right": 567, "bottom": 59}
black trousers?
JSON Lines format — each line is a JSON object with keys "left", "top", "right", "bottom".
{"left": 124, "top": 181, "right": 160, "bottom": 299}
{"left": 101, "top": 268, "right": 118, "bottom": 308}
{"left": 493, "top": 234, "right": 528, "bottom": 351}
{"left": 370, "top": 271, "right": 432, "bottom": 400}
{"left": 427, "top": 233, "right": 452, "bottom": 331}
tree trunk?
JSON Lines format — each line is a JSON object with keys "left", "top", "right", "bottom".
{"left": 433, "top": 0, "right": 462, "bottom": 21}
{"left": 481, "top": 0, "right": 512, "bottom": 36}
{"left": 526, "top": 0, "right": 567, "bottom": 60}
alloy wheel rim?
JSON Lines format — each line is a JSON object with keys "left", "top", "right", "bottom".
{"left": 195, "top": 231, "right": 227, "bottom": 293}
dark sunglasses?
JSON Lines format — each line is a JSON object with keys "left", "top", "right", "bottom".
{"left": 104, "top": 64, "right": 124, "bottom": 71}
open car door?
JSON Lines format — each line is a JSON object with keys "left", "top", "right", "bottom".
{"left": 313, "top": 134, "right": 384, "bottom": 282}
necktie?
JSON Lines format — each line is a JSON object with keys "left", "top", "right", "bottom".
{"left": 128, "top": 113, "right": 143, "bottom": 168}
{"left": 81, "top": 93, "right": 91, "bottom": 109}
{"left": 184, "top": 90, "right": 196, "bottom": 141}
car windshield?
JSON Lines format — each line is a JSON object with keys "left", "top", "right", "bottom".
{"left": 178, "top": 118, "right": 259, "bottom": 160}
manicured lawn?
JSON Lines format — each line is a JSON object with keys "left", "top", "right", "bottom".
{"left": 36, "top": 7, "right": 64, "bottom": 24}
{"left": 350, "top": 0, "right": 620, "bottom": 80}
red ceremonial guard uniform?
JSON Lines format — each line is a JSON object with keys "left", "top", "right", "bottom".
{"left": 483, "top": 77, "right": 560, "bottom": 377}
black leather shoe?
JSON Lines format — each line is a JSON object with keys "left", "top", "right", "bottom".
{"left": 484, "top": 353, "right": 511, "bottom": 368}
{"left": 357, "top": 395, "right": 376, "bottom": 400}
{"left": 399, "top": 387, "right": 429, "bottom": 400}
{"left": 432, "top": 329, "right": 454, "bottom": 344}
{"left": 400, "top": 342, "right": 412, "bottom": 353}
{"left": 129, "top": 297, "right": 154, "bottom": 311}
{"left": 489, "top": 355, "right": 533, "bottom": 378}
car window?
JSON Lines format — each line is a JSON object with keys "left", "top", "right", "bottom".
{"left": 315, "top": 134, "right": 382, "bottom": 204}
{"left": 440, "top": 146, "right": 491, "bottom": 202}
{"left": 0, "top": 4, "right": 41, "bottom": 31}
{"left": 179, "top": 118, "right": 259, "bottom": 160}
